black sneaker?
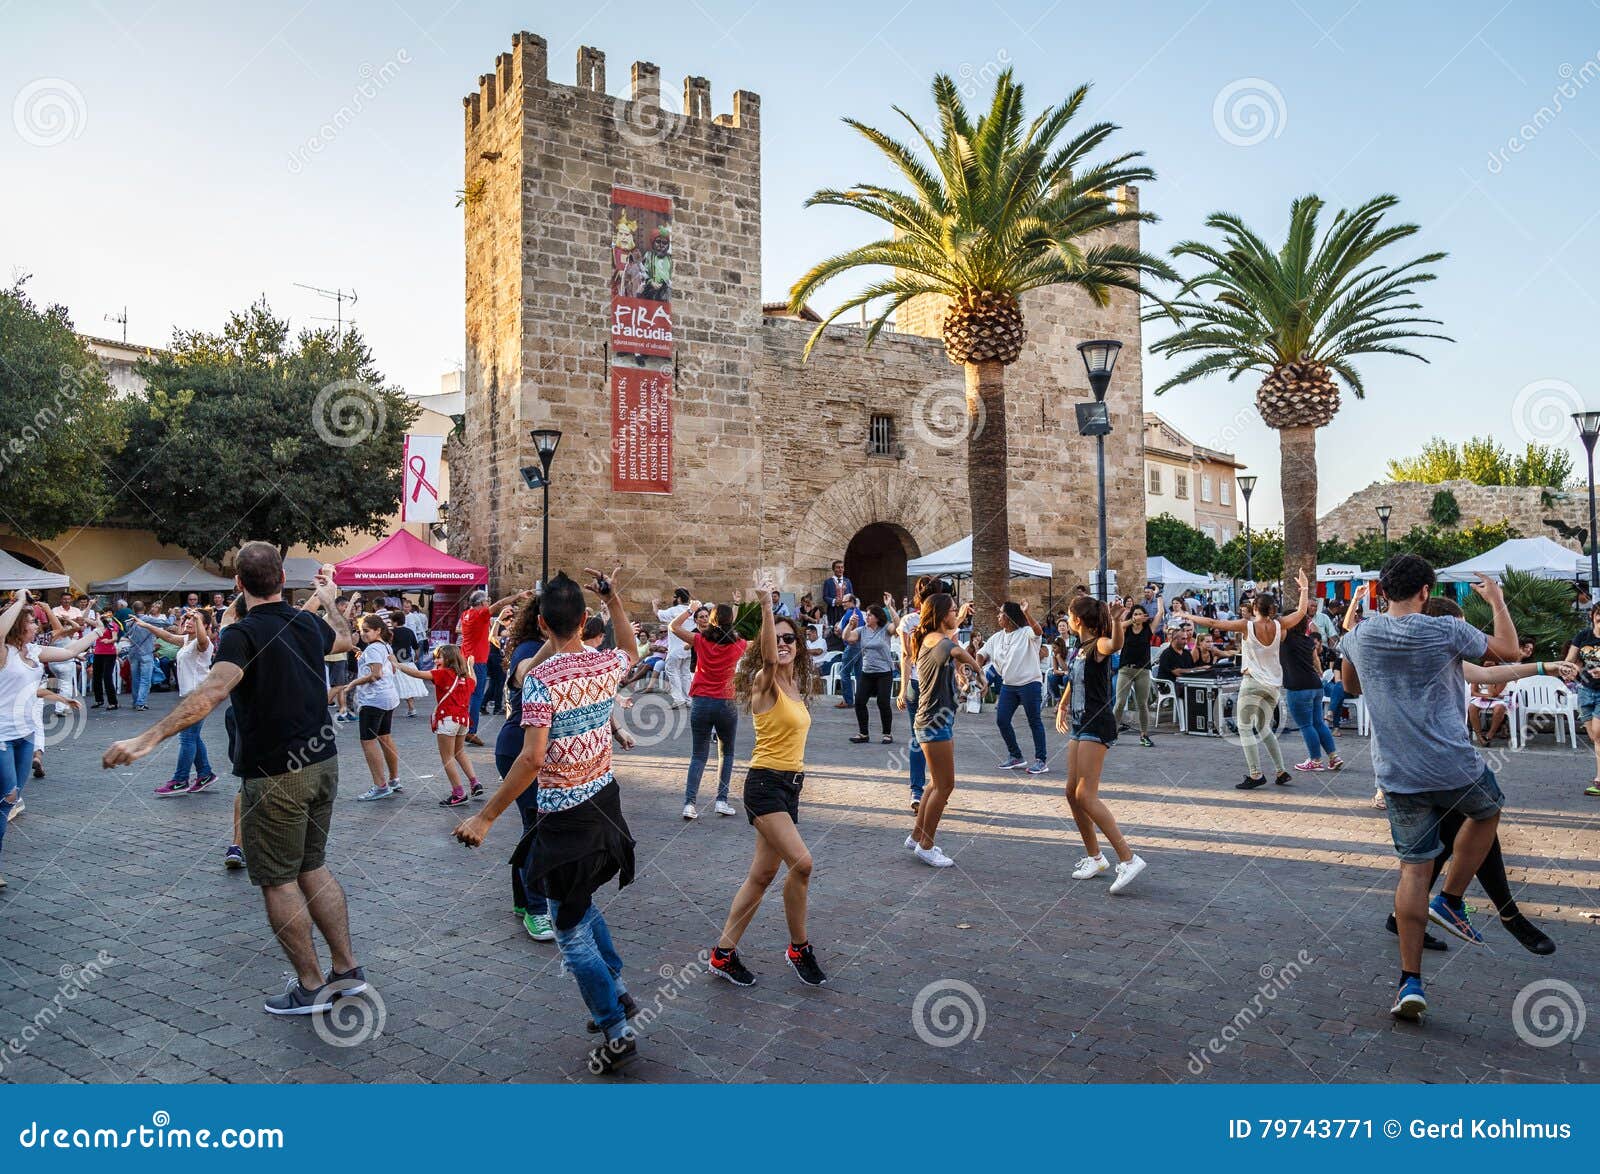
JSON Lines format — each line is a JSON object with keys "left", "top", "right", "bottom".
{"left": 224, "top": 845, "right": 245, "bottom": 870}
{"left": 1273, "top": 771, "right": 1292, "bottom": 786}
{"left": 470, "top": 782, "right": 485, "bottom": 799}
{"left": 709, "top": 948, "right": 756, "bottom": 987}
{"left": 1385, "top": 912, "right": 1448, "bottom": 952}
{"left": 1236, "top": 774, "right": 1268, "bottom": 790}
{"left": 587, "top": 1032, "right": 637, "bottom": 1075}
{"left": 1501, "top": 913, "right": 1556, "bottom": 955}
{"left": 585, "top": 992, "right": 641, "bottom": 1033}
{"left": 1139, "top": 735, "right": 1154, "bottom": 748}
{"left": 786, "top": 942, "right": 827, "bottom": 986}
{"left": 263, "top": 976, "right": 335, "bottom": 1015}
{"left": 323, "top": 965, "right": 369, "bottom": 998}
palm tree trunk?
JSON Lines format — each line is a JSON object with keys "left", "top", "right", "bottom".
{"left": 1279, "top": 425, "right": 1318, "bottom": 607}
{"left": 965, "top": 360, "right": 1009, "bottom": 635}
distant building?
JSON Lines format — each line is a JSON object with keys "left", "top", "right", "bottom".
{"left": 79, "top": 333, "right": 164, "bottom": 396}
{"left": 1143, "top": 413, "right": 1244, "bottom": 545}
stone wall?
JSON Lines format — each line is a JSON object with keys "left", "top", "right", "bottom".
{"left": 453, "top": 31, "right": 1145, "bottom": 607}
{"left": 1319, "top": 478, "right": 1590, "bottom": 551}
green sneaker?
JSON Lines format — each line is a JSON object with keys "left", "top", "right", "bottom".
{"left": 524, "top": 913, "right": 555, "bottom": 942}
{"left": 513, "top": 905, "right": 526, "bottom": 919}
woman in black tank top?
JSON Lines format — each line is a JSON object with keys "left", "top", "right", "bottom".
{"left": 1055, "top": 596, "right": 1147, "bottom": 894}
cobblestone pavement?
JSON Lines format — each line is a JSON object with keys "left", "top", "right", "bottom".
{"left": 1, "top": 687, "right": 1596, "bottom": 1084}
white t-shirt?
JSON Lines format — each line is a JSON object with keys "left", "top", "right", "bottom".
{"left": 404, "top": 612, "right": 429, "bottom": 643}
{"left": 0, "top": 643, "right": 46, "bottom": 741}
{"left": 983, "top": 626, "right": 1043, "bottom": 686}
{"left": 174, "top": 638, "right": 214, "bottom": 697}
{"left": 898, "top": 613, "right": 921, "bottom": 682}
{"left": 658, "top": 605, "right": 690, "bottom": 657}
{"left": 354, "top": 641, "right": 399, "bottom": 711}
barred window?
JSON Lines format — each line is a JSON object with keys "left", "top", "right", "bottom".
{"left": 869, "top": 414, "right": 895, "bottom": 456}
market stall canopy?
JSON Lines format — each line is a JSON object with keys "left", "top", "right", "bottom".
{"left": 905, "top": 536, "right": 1053, "bottom": 580}
{"left": 88, "top": 559, "right": 235, "bottom": 596}
{"left": 1436, "top": 537, "right": 1589, "bottom": 583}
{"left": 1146, "top": 556, "right": 1209, "bottom": 592}
{"left": 282, "top": 557, "right": 325, "bottom": 590}
{"left": 334, "top": 529, "right": 488, "bottom": 589}
{"left": 0, "top": 549, "right": 70, "bottom": 591}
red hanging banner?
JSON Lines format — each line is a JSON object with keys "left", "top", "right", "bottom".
{"left": 609, "top": 187, "right": 673, "bottom": 358}
{"left": 611, "top": 365, "right": 673, "bottom": 494}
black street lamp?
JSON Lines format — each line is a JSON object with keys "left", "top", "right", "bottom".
{"left": 524, "top": 428, "right": 561, "bottom": 589}
{"left": 1574, "top": 411, "right": 1600, "bottom": 588}
{"left": 1076, "top": 339, "right": 1122, "bottom": 601}
{"left": 1376, "top": 503, "right": 1393, "bottom": 558}
{"left": 1237, "top": 474, "right": 1257, "bottom": 586}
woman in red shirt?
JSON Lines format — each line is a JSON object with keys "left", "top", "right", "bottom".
{"left": 90, "top": 612, "right": 123, "bottom": 710}
{"left": 397, "top": 643, "right": 478, "bottom": 806}
{"left": 670, "top": 602, "right": 747, "bottom": 820}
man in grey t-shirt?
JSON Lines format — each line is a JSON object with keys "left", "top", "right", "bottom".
{"left": 1341, "top": 554, "right": 1520, "bottom": 1022}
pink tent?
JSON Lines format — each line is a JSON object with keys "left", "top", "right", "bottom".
{"left": 333, "top": 530, "right": 487, "bottom": 589}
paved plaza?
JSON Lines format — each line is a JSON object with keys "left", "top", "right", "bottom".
{"left": 1, "top": 688, "right": 1596, "bottom": 1085}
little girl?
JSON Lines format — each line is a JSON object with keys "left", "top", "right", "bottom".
{"left": 344, "top": 615, "right": 401, "bottom": 802}
{"left": 398, "top": 643, "right": 478, "bottom": 807}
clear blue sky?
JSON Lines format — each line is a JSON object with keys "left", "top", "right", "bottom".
{"left": 4, "top": 0, "right": 1597, "bottom": 527}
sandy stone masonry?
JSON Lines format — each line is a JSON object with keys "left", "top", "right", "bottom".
{"left": 1320, "top": 478, "right": 1590, "bottom": 552}
{"left": 451, "top": 31, "right": 1146, "bottom": 603}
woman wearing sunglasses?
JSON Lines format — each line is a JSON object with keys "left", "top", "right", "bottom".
{"left": 708, "top": 575, "right": 824, "bottom": 988}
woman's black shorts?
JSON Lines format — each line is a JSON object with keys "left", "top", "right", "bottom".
{"left": 358, "top": 705, "right": 394, "bottom": 741}
{"left": 743, "top": 767, "right": 804, "bottom": 824}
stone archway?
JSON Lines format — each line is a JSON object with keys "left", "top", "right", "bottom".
{"left": 845, "top": 522, "right": 917, "bottom": 609}
{"left": 0, "top": 535, "right": 65, "bottom": 575}
{"left": 790, "top": 468, "right": 963, "bottom": 601}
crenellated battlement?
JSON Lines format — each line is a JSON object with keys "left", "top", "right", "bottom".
{"left": 462, "top": 31, "right": 759, "bottom": 139}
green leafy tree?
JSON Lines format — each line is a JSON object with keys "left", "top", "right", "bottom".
{"left": 1429, "top": 489, "right": 1460, "bottom": 527}
{"left": 115, "top": 301, "right": 417, "bottom": 559}
{"left": 1215, "top": 526, "right": 1284, "bottom": 581}
{"left": 0, "top": 281, "right": 127, "bottom": 538}
{"left": 1388, "top": 435, "right": 1572, "bottom": 487}
{"left": 790, "top": 71, "right": 1175, "bottom": 628}
{"left": 1462, "top": 568, "right": 1578, "bottom": 660}
{"left": 1319, "top": 519, "right": 1520, "bottom": 569}
{"left": 1151, "top": 194, "right": 1449, "bottom": 604}
{"left": 1146, "top": 513, "right": 1218, "bottom": 575}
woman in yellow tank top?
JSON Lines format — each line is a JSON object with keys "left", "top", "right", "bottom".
{"left": 708, "top": 574, "right": 825, "bottom": 988}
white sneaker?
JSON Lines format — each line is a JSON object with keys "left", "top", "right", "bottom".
{"left": 682, "top": 803, "right": 698, "bottom": 821}
{"left": 1071, "top": 852, "right": 1110, "bottom": 879}
{"left": 1108, "top": 853, "right": 1147, "bottom": 894}
{"left": 904, "top": 834, "right": 919, "bottom": 851}
{"left": 914, "top": 844, "right": 954, "bottom": 868}
{"left": 714, "top": 800, "right": 736, "bottom": 817}
{"left": 7, "top": 799, "right": 25, "bottom": 822}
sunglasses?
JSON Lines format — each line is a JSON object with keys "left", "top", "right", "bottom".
{"left": 775, "top": 633, "right": 798, "bottom": 646}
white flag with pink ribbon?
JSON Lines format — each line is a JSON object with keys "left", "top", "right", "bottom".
{"left": 402, "top": 433, "right": 445, "bottom": 523}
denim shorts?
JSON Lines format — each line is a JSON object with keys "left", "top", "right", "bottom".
{"left": 1384, "top": 769, "right": 1504, "bottom": 863}
{"left": 915, "top": 721, "right": 954, "bottom": 744}
{"left": 1069, "top": 730, "right": 1113, "bottom": 746}
{"left": 1578, "top": 685, "right": 1600, "bottom": 722}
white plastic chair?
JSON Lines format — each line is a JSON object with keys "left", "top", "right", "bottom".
{"left": 1506, "top": 676, "right": 1578, "bottom": 749}
{"left": 1152, "top": 678, "right": 1182, "bottom": 730}
{"left": 1348, "top": 695, "right": 1369, "bottom": 736}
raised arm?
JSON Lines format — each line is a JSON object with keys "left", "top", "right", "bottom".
{"left": 1278, "top": 569, "right": 1311, "bottom": 633}
{"left": 841, "top": 614, "right": 861, "bottom": 644}
{"left": 0, "top": 592, "right": 28, "bottom": 645}
{"left": 1191, "top": 613, "right": 1247, "bottom": 633}
{"left": 311, "top": 565, "right": 354, "bottom": 654}
{"left": 668, "top": 601, "right": 698, "bottom": 644}
{"left": 1020, "top": 599, "right": 1041, "bottom": 637}
{"left": 756, "top": 574, "right": 780, "bottom": 667}
{"left": 1471, "top": 574, "right": 1521, "bottom": 662}
{"left": 1096, "top": 615, "right": 1126, "bottom": 658}
{"left": 586, "top": 567, "right": 637, "bottom": 668}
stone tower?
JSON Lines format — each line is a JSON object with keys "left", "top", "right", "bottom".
{"left": 455, "top": 32, "right": 762, "bottom": 590}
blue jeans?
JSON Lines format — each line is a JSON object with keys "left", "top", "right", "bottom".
{"left": 0, "top": 735, "right": 35, "bottom": 864}
{"left": 1323, "top": 678, "right": 1347, "bottom": 728}
{"left": 508, "top": 784, "right": 548, "bottom": 917}
{"left": 174, "top": 716, "right": 212, "bottom": 780}
{"left": 840, "top": 645, "right": 862, "bottom": 705}
{"left": 907, "top": 679, "right": 925, "bottom": 801}
{"left": 130, "top": 652, "right": 155, "bottom": 707}
{"left": 545, "top": 897, "right": 630, "bottom": 1041}
{"left": 996, "top": 681, "right": 1046, "bottom": 762}
{"left": 1285, "top": 687, "right": 1335, "bottom": 760}
{"left": 684, "top": 697, "right": 737, "bottom": 805}
{"left": 468, "top": 663, "right": 489, "bottom": 733}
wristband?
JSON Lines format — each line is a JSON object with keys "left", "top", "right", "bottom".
{"left": 1536, "top": 662, "right": 1545, "bottom": 676}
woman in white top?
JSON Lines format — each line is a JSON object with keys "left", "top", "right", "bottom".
{"left": 129, "top": 610, "right": 217, "bottom": 796}
{"left": 0, "top": 591, "right": 99, "bottom": 885}
{"left": 1191, "top": 569, "right": 1309, "bottom": 790}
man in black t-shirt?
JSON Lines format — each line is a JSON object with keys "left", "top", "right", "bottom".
{"left": 105, "top": 543, "right": 364, "bottom": 1017}
{"left": 1156, "top": 628, "right": 1199, "bottom": 682}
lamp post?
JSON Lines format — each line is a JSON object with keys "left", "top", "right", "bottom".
{"left": 524, "top": 428, "right": 561, "bottom": 589}
{"left": 1237, "top": 474, "right": 1257, "bottom": 589}
{"left": 1076, "top": 339, "right": 1122, "bottom": 601}
{"left": 1574, "top": 411, "right": 1600, "bottom": 588}
{"left": 1376, "top": 503, "right": 1393, "bottom": 559}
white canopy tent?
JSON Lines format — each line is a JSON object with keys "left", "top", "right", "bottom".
{"left": 88, "top": 559, "right": 236, "bottom": 596}
{"left": 1316, "top": 562, "right": 1378, "bottom": 583}
{"left": 0, "top": 549, "right": 70, "bottom": 591}
{"left": 1436, "top": 537, "right": 1589, "bottom": 584}
{"left": 1146, "top": 555, "right": 1210, "bottom": 592}
{"left": 905, "top": 535, "right": 1053, "bottom": 580}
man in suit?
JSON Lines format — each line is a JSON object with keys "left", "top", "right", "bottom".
{"left": 822, "top": 560, "right": 853, "bottom": 625}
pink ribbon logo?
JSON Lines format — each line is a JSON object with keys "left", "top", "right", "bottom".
{"left": 408, "top": 454, "right": 439, "bottom": 503}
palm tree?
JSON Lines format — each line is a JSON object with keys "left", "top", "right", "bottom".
{"left": 789, "top": 71, "right": 1175, "bottom": 622}
{"left": 1151, "top": 194, "right": 1449, "bottom": 601}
